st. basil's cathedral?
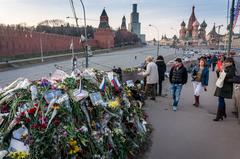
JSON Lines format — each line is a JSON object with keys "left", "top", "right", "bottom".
{"left": 179, "top": 6, "right": 221, "bottom": 48}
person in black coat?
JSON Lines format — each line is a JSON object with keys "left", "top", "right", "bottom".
{"left": 155, "top": 55, "right": 167, "bottom": 96}
{"left": 213, "top": 57, "right": 236, "bottom": 121}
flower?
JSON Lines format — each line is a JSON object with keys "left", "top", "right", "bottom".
{"left": 68, "top": 139, "right": 81, "bottom": 155}
{"left": 25, "top": 118, "right": 31, "bottom": 123}
{"left": 27, "top": 107, "right": 37, "bottom": 115}
{"left": 7, "top": 151, "right": 29, "bottom": 159}
{"left": 20, "top": 112, "right": 25, "bottom": 117}
{"left": 40, "top": 123, "right": 47, "bottom": 129}
{"left": 108, "top": 100, "right": 120, "bottom": 109}
{"left": 52, "top": 103, "right": 60, "bottom": 110}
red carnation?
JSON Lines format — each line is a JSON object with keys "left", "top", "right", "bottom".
{"left": 40, "top": 123, "right": 47, "bottom": 129}
{"left": 20, "top": 111, "right": 26, "bottom": 117}
{"left": 1, "top": 104, "right": 9, "bottom": 113}
{"left": 28, "top": 107, "right": 37, "bottom": 115}
{"left": 53, "top": 118, "right": 61, "bottom": 126}
{"left": 31, "top": 123, "right": 40, "bottom": 129}
{"left": 25, "top": 118, "right": 31, "bottom": 123}
{"left": 34, "top": 103, "right": 38, "bottom": 107}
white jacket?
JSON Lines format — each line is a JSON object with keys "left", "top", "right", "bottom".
{"left": 142, "top": 62, "right": 159, "bottom": 84}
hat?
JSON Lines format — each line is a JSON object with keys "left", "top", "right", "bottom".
{"left": 175, "top": 58, "right": 182, "bottom": 63}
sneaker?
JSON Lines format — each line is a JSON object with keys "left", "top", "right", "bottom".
{"left": 173, "top": 106, "right": 177, "bottom": 111}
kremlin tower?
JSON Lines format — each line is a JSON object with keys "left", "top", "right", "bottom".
{"left": 94, "top": 9, "right": 114, "bottom": 49}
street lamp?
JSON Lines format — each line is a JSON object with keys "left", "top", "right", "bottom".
{"left": 149, "top": 24, "right": 160, "bottom": 57}
{"left": 79, "top": 0, "right": 88, "bottom": 68}
{"left": 40, "top": 31, "right": 45, "bottom": 62}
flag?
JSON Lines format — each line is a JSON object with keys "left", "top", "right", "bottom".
{"left": 99, "top": 78, "right": 106, "bottom": 91}
{"left": 111, "top": 78, "right": 120, "bottom": 93}
{"left": 113, "top": 76, "right": 121, "bottom": 88}
{"left": 79, "top": 35, "right": 86, "bottom": 43}
{"left": 233, "top": 0, "right": 240, "bottom": 29}
{"left": 69, "top": 39, "right": 73, "bottom": 50}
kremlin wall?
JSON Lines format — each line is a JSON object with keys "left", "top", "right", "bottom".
{"left": 0, "top": 4, "right": 145, "bottom": 60}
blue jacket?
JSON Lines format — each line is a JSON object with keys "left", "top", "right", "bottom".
{"left": 191, "top": 66, "right": 209, "bottom": 86}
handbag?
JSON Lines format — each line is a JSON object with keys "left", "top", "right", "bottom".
{"left": 216, "top": 70, "right": 226, "bottom": 88}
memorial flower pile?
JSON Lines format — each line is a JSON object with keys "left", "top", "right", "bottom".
{"left": 0, "top": 68, "right": 150, "bottom": 159}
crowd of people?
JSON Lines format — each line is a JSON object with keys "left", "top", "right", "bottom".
{"left": 139, "top": 54, "right": 237, "bottom": 122}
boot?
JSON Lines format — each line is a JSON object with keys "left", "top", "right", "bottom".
{"left": 193, "top": 95, "right": 197, "bottom": 106}
{"left": 193, "top": 95, "right": 199, "bottom": 107}
{"left": 195, "top": 96, "right": 200, "bottom": 107}
{"left": 223, "top": 104, "right": 227, "bottom": 118}
{"left": 213, "top": 107, "right": 224, "bottom": 121}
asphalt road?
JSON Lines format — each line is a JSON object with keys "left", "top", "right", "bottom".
{"left": 0, "top": 45, "right": 180, "bottom": 88}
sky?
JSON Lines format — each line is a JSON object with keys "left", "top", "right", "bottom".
{"left": 0, "top": 0, "right": 239, "bottom": 40}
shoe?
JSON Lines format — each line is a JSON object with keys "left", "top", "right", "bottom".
{"left": 173, "top": 106, "right": 177, "bottom": 111}
{"left": 213, "top": 117, "right": 223, "bottom": 121}
{"left": 161, "top": 94, "right": 167, "bottom": 97}
{"left": 150, "top": 97, "right": 156, "bottom": 101}
{"left": 223, "top": 113, "right": 227, "bottom": 118}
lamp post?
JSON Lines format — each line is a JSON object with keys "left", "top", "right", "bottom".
{"left": 227, "top": 0, "right": 235, "bottom": 56}
{"left": 149, "top": 24, "right": 160, "bottom": 57}
{"left": 79, "top": 0, "right": 88, "bottom": 68}
{"left": 40, "top": 31, "right": 45, "bottom": 62}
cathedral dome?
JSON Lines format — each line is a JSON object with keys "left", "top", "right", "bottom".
{"left": 193, "top": 20, "right": 200, "bottom": 27}
{"left": 200, "top": 20, "right": 207, "bottom": 28}
{"left": 181, "top": 21, "right": 186, "bottom": 27}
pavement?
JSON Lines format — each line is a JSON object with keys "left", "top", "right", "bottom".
{"left": 144, "top": 70, "right": 240, "bottom": 159}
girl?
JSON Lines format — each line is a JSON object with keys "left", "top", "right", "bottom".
{"left": 191, "top": 57, "right": 209, "bottom": 107}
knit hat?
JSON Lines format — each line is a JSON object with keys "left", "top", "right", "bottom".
{"left": 175, "top": 58, "right": 182, "bottom": 63}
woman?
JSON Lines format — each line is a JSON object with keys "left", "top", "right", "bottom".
{"left": 155, "top": 55, "right": 166, "bottom": 96}
{"left": 191, "top": 57, "right": 209, "bottom": 107}
{"left": 214, "top": 57, "right": 236, "bottom": 121}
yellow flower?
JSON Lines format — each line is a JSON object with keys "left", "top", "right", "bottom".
{"left": 69, "top": 140, "right": 77, "bottom": 146}
{"left": 68, "top": 139, "right": 81, "bottom": 155}
{"left": 7, "top": 151, "right": 29, "bottom": 159}
{"left": 108, "top": 100, "right": 120, "bottom": 109}
{"left": 52, "top": 103, "right": 60, "bottom": 110}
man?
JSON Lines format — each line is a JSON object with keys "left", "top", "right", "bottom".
{"left": 169, "top": 58, "right": 188, "bottom": 111}
{"left": 155, "top": 55, "right": 166, "bottom": 96}
{"left": 211, "top": 54, "right": 218, "bottom": 72}
{"left": 140, "top": 56, "right": 159, "bottom": 100}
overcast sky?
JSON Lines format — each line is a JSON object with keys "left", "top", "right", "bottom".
{"left": 0, "top": 0, "right": 239, "bottom": 40}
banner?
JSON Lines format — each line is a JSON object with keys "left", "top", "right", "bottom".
{"left": 233, "top": 0, "right": 240, "bottom": 29}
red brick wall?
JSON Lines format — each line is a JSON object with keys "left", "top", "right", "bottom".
{"left": 94, "top": 29, "right": 114, "bottom": 49}
{"left": 0, "top": 26, "right": 98, "bottom": 58}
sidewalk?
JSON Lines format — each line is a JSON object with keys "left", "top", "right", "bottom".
{"left": 143, "top": 70, "right": 240, "bottom": 159}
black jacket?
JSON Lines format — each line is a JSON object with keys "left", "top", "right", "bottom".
{"left": 156, "top": 60, "right": 167, "bottom": 81}
{"left": 214, "top": 65, "right": 236, "bottom": 99}
{"left": 169, "top": 65, "right": 188, "bottom": 84}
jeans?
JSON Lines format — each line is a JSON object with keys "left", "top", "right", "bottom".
{"left": 171, "top": 84, "right": 183, "bottom": 106}
{"left": 218, "top": 96, "right": 225, "bottom": 109}
{"left": 212, "top": 63, "right": 216, "bottom": 72}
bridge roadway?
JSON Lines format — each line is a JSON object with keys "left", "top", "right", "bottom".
{"left": 0, "top": 45, "right": 179, "bottom": 88}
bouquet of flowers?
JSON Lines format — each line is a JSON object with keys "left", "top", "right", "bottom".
{"left": 0, "top": 68, "right": 150, "bottom": 159}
